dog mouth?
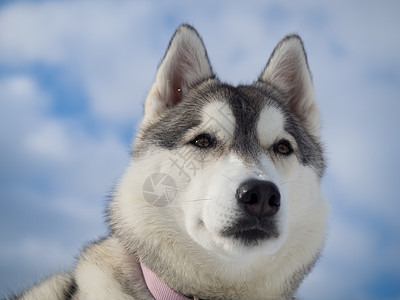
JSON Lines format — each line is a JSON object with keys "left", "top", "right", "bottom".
{"left": 220, "top": 218, "right": 279, "bottom": 246}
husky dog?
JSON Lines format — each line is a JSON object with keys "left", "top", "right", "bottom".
{"left": 13, "top": 24, "right": 327, "bottom": 299}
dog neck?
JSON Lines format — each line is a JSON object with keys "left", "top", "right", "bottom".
{"left": 140, "top": 262, "right": 199, "bottom": 300}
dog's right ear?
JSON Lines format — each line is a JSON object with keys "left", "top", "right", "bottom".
{"left": 144, "top": 24, "right": 214, "bottom": 120}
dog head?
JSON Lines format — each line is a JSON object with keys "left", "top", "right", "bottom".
{"left": 110, "top": 24, "right": 327, "bottom": 297}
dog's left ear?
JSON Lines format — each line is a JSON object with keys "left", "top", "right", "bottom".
{"left": 144, "top": 24, "right": 214, "bottom": 120}
{"left": 259, "top": 35, "right": 320, "bottom": 135}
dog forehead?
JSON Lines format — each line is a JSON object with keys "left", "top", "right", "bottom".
{"left": 192, "top": 83, "right": 275, "bottom": 162}
{"left": 194, "top": 82, "right": 265, "bottom": 124}
{"left": 200, "top": 101, "right": 236, "bottom": 138}
{"left": 194, "top": 82, "right": 282, "bottom": 141}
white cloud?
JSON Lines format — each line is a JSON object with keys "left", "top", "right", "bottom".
{"left": 0, "top": 1, "right": 156, "bottom": 123}
{"left": 0, "top": 75, "right": 48, "bottom": 120}
{"left": 0, "top": 76, "right": 45, "bottom": 105}
{"left": 25, "top": 121, "right": 72, "bottom": 161}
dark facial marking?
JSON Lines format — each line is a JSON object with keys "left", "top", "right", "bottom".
{"left": 134, "top": 80, "right": 325, "bottom": 178}
{"left": 236, "top": 82, "right": 325, "bottom": 177}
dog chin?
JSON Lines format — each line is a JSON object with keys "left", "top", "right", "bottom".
{"left": 218, "top": 233, "right": 285, "bottom": 259}
{"left": 191, "top": 225, "right": 285, "bottom": 260}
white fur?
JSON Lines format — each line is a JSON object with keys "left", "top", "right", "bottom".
{"left": 16, "top": 274, "right": 72, "bottom": 300}
{"left": 257, "top": 106, "right": 287, "bottom": 147}
{"left": 201, "top": 101, "right": 236, "bottom": 140}
{"left": 110, "top": 31, "right": 328, "bottom": 293}
{"left": 111, "top": 94, "right": 327, "bottom": 298}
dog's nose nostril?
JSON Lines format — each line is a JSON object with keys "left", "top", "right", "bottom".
{"left": 269, "top": 195, "right": 280, "bottom": 207}
{"left": 236, "top": 180, "right": 281, "bottom": 218}
{"left": 249, "top": 193, "right": 258, "bottom": 204}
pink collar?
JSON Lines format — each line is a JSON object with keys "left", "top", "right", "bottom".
{"left": 140, "top": 262, "right": 198, "bottom": 300}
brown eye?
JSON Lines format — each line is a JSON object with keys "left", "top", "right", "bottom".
{"left": 275, "top": 141, "right": 293, "bottom": 156}
{"left": 191, "top": 134, "right": 214, "bottom": 148}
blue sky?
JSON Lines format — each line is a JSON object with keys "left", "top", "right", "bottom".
{"left": 0, "top": 0, "right": 399, "bottom": 299}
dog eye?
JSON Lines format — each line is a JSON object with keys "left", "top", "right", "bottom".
{"left": 190, "top": 134, "right": 214, "bottom": 148}
{"left": 274, "top": 140, "right": 293, "bottom": 156}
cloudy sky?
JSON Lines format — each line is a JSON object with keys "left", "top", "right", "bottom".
{"left": 0, "top": 0, "right": 399, "bottom": 299}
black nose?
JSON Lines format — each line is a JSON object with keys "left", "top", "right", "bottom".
{"left": 236, "top": 180, "right": 281, "bottom": 218}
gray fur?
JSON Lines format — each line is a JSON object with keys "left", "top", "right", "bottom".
{"left": 136, "top": 79, "right": 325, "bottom": 177}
